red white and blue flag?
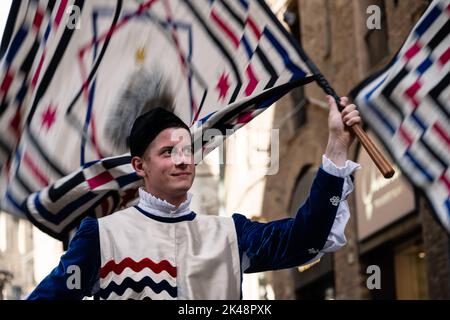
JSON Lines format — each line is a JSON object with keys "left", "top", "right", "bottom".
{"left": 352, "top": 0, "right": 450, "bottom": 234}
{"left": 0, "top": 0, "right": 316, "bottom": 239}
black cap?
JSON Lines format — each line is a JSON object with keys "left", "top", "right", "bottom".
{"left": 128, "top": 107, "right": 190, "bottom": 158}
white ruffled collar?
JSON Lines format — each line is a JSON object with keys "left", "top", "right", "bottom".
{"left": 137, "top": 188, "right": 193, "bottom": 218}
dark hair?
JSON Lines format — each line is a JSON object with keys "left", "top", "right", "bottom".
{"left": 128, "top": 107, "right": 190, "bottom": 158}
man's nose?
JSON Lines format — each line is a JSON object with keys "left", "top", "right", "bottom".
{"left": 173, "top": 149, "right": 190, "bottom": 165}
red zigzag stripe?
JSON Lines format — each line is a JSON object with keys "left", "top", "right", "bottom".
{"left": 100, "top": 258, "right": 176, "bottom": 279}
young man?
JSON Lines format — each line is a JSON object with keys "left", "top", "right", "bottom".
{"left": 28, "top": 96, "right": 361, "bottom": 300}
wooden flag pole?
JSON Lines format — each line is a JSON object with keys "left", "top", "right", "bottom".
{"left": 312, "top": 71, "right": 395, "bottom": 179}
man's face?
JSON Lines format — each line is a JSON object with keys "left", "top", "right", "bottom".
{"left": 132, "top": 127, "right": 195, "bottom": 201}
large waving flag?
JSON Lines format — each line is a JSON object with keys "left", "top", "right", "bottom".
{"left": 0, "top": 0, "right": 316, "bottom": 239}
{"left": 351, "top": 0, "right": 450, "bottom": 234}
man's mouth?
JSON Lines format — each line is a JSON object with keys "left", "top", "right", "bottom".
{"left": 171, "top": 172, "right": 191, "bottom": 177}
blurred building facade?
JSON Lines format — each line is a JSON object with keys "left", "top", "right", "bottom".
{"left": 0, "top": 211, "right": 64, "bottom": 299}
{"left": 222, "top": 0, "right": 450, "bottom": 299}
{"left": 0, "top": 212, "right": 33, "bottom": 299}
{"left": 0, "top": 211, "right": 63, "bottom": 299}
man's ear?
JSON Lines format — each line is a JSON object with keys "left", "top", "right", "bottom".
{"left": 131, "top": 156, "right": 146, "bottom": 178}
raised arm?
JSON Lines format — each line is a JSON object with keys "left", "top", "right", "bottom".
{"left": 233, "top": 96, "right": 361, "bottom": 273}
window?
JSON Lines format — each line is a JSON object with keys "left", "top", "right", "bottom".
{"left": 18, "top": 219, "right": 27, "bottom": 255}
{"left": 394, "top": 238, "right": 429, "bottom": 299}
{"left": 283, "top": 0, "right": 307, "bottom": 130}
{"left": 0, "top": 212, "right": 6, "bottom": 252}
{"left": 361, "top": 234, "right": 429, "bottom": 300}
